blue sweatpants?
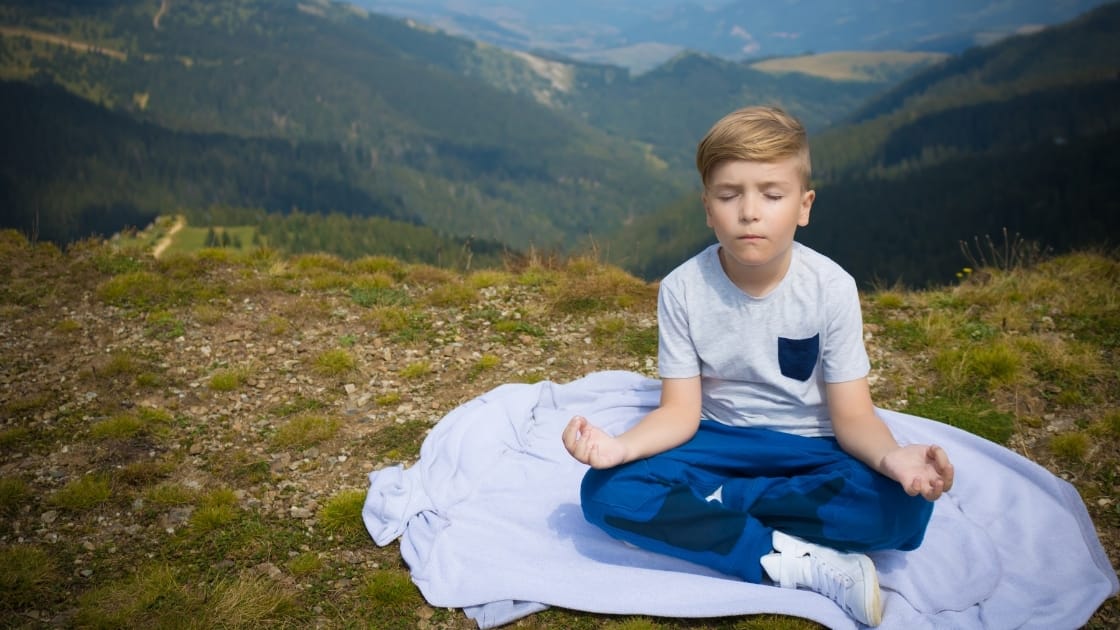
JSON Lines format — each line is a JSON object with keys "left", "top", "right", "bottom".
{"left": 580, "top": 420, "right": 934, "bottom": 583}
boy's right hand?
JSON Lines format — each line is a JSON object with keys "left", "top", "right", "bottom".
{"left": 562, "top": 415, "right": 629, "bottom": 469}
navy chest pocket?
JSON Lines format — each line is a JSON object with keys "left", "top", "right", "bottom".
{"left": 777, "top": 334, "right": 820, "bottom": 381}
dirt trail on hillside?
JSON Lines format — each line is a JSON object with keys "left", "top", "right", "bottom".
{"left": 0, "top": 26, "right": 126, "bottom": 61}
{"left": 153, "top": 0, "right": 171, "bottom": 30}
{"left": 152, "top": 215, "right": 185, "bottom": 259}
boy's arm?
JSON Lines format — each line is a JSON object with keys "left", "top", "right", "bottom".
{"left": 827, "top": 377, "right": 954, "bottom": 500}
{"left": 562, "top": 376, "right": 702, "bottom": 469}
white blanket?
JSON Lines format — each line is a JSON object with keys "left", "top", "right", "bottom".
{"left": 363, "top": 371, "right": 1118, "bottom": 629}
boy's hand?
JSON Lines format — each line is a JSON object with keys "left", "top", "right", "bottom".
{"left": 562, "top": 415, "right": 628, "bottom": 469}
{"left": 880, "top": 444, "right": 955, "bottom": 501}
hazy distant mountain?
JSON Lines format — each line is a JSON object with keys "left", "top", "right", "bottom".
{"left": 609, "top": 2, "right": 1120, "bottom": 286}
{"left": 349, "top": 0, "right": 1114, "bottom": 72}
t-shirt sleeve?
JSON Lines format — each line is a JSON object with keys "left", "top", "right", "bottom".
{"left": 657, "top": 279, "right": 701, "bottom": 379}
{"left": 821, "top": 273, "right": 871, "bottom": 383}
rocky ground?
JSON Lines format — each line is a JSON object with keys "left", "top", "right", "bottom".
{"left": 1, "top": 231, "right": 1116, "bottom": 628}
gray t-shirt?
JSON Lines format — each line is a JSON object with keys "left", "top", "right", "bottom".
{"left": 657, "top": 242, "right": 870, "bottom": 437}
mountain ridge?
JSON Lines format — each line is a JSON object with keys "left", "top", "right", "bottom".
{"left": 351, "top": 0, "right": 1115, "bottom": 72}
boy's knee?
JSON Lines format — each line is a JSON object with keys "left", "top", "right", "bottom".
{"left": 579, "top": 468, "right": 613, "bottom": 524}
{"left": 579, "top": 461, "right": 662, "bottom": 525}
{"left": 895, "top": 495, "right": 935, "bottom": 550}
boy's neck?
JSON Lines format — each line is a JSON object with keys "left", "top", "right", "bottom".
{"left": 718, "top": 246, "right": 793, "bottom": 298}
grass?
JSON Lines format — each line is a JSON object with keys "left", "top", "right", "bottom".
{"left": 399, "top": 360, "right": 431, "bottom": 379}
{"left": 271, "top": 414, "right": 341, "bottom": 450}
{"left": 0, "top": 476, "right": 29, "bottom": 513}
{"left": 319, "top": 489, "right": 369, "bottom": 545}
{"left": 49, "top": 474, "right": 113, "bottom": 510}
{"left": 89, "top": 407, "right": 172, "bottom": 439}
{"left": 209, "top": 367, "right": 250, "bottom": 391}
{"left": 74, "top": 564, "right": 297, "bottom": 628}
{"left": 359, "top": 569, "right": 426, "bottom": 628}
{"left": 1051, "top": 432, "right": 1091, "bottom": 461}
{"left": 550, "top": 258, "right": 657, "bottom": 314}
{"left": 469, "top": 353, "right": 502, "bottom": 379}
{"left": 144, "top": 482, "right": 196, "bottom": 507}
{"left": 0, "top": 546, "right": 57, "bottom": 611}
{"left": 367, "top": 420, "right": 429, "bottom": 462}
{"left": 1, "top": 227, "right": 1117, "bottom": 629}
{"left": 314, "top": 348, "right": 356, "bottom": 376}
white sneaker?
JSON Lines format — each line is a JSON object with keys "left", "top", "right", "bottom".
{"left": 760, "top": 530, "right": 882, "bottom": 627}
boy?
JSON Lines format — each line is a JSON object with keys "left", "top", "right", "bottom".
{"left": 561, "top": 106, "right": 954, "bottom": 627}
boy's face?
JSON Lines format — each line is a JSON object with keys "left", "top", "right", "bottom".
{"left": 702, "top": 157, "right": 814, "bottom": 280}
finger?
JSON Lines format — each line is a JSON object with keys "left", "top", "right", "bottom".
{"left": 922, "top": 478, "right": 941, "bottom": 501}
{"left": 929, "top": 445, "right": 955, "bottom": 491}
{"left": 905, "top": 477, "right": 921, "bottom": 497}
{"left": 564, "top": 416, "right": 586, "bottom": 441}
{"left": 561, "top": 417, "right": 580, "bottom": 449}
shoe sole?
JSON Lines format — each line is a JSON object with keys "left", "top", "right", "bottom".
{"left": 855, "top": 553, "right": 882, "bottom": 627}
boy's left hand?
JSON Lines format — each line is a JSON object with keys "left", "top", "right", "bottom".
{"left": 880, "top": 444, "right": 955, "bottom": 501}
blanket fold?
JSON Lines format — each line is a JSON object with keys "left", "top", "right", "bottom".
{"left": 364, "top": 371, "right": 1117, "bottom": 629}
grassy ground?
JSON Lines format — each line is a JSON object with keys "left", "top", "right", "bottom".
{"left": 0, "top": 227, "right": 1116, "bottom": 628}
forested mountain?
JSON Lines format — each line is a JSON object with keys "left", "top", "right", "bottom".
{"left": 813, "top": 1, "right": 1120, "bottom": 180}
{"left": 613, "top": 2, "right": 1120, "bottom": 287}
{"left": 0, "top": 0, "right": 899, "bottom": 254}
{"left": 0, "top": 0, "right": 687, "bottom": 250}
{"left": 0, "top": 80, "right": 511, "bottom": 268}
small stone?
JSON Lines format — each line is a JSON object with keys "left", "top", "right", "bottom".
{"left": 41, "top": 510, "right": 58, "bottom": 524}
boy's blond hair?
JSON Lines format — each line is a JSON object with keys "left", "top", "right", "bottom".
{"left": 695, "top": 106, "right": 811, "bottom": 189}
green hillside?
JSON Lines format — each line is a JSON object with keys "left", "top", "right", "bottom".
{"left": 611, "top": 3, "right": 1120, "bottom": 286}
{"left": 0, "top": 0, "right": 686, "bottom": 250}
{"left": 812, "top": 1, "right": 1120, "bottom": 179}
{"left": 0, "top": 0, "right": 909, "bottom": 258}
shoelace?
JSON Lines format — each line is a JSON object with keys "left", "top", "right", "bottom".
{"left": 805, "top": 554, "right": 858, "bottom": 613}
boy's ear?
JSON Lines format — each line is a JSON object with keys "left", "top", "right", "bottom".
{"left": 798, "top": 189, "right": 815, "bottom": 227}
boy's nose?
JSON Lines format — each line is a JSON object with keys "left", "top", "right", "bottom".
{"left": 738, "top": 198, "right": 757, "bottom": 222}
